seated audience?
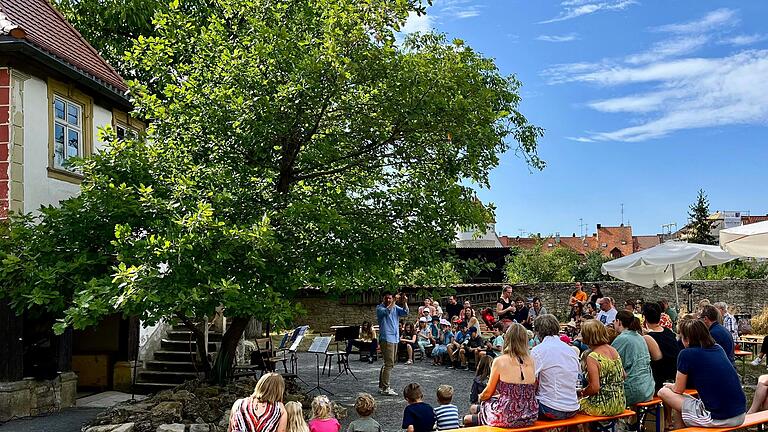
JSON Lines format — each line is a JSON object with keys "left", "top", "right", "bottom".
{"left": 660, "top": 299, "right": 678, "bottom": 327}
{"left": 578, "top": 320, "right": 626, "bottom": 417}
{"left": 286, "top": 400, "right": 309, "bottom": 432}
{"left": 434, "top": 385, "right": 461, "bottom": 431}
{"left": 445, "top": 295, "right": 463, "bottom": 323}
{"left": 431, "top": 319, "right": 454, "bottom": 366}
{"left": 416, "top": 317, "right": 433, "bottom": 358}
{"left": 469, "top": 355, "right": 492, "bottom": 404}
{"left": 700, "top": 304, "right": 735, "bottom": 365}
{"left": 418, "top": 298, "right": 436, "bottom": 318}
{"left": 463, "top": 323, "right": 538, "bottom": 428}
{"left": 402, "top": 383, "right": 436, "bottom": 432}
{"left": 714, "top": 302, "right": 739, "bottom": 343}
{"left": 612, "top": 311, "right": 655, "bottom": 405}
{"left": 588, "top": 284, "right": 603, "bottom": 311}
{"left": 527, "top": 297, "right": 547, "bottom": 329}
{"left": 346, "top": 321, "right": 378, "bottom": 363}
{"left": 432, "top": 301, "right": 444, "bottom": 319}
{"left": 570, "top": 282, "right": 588, "bottom": 306}
{"left": 642, "top": 302, "right": 680, "bottom": 390}
{"left": 447, "top": 321, "right": 467, "bottom": 368}
{"left": 229, "top": 372, "right": 287, "bottom": 432}
{"left": 459, "top": 326, "right": 485, "bottom": 370}
{"left": 483, "top": 323, "right": 504, "bottom": 358}
{"left": 309, "top": 395, "right": 340, "bottom": 432}
{"left": 596, "top": 297, "right": 618, "bottom": 326}
{"left": 462, "top": 307, "right": 481, "bottom": 336}
{"left": 346, "top": 393, "right": 381, "bottom": 432}
{"left": 658, "top": 320, "right": 746, "bottom": 429}
{"left": 752, "top": 337, "right": 768, "bottom": 366}
{"left": 479, "top": 307, "right": 496, "bottom": 328}
{"left": 513, "top": 297, "right": 530, "bottom": 325}
{"left": 531, "top": 314, "right": 580, "bottom": 420}
{"left": 399, "top": 322, "right": 418, "bottom": 365}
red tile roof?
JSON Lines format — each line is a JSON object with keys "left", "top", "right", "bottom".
{"left": 2, "top": 0, "right": 127, "bottom": 92}
{"left": 742, "top": 215, "right": 768, "bottom": 225}
{"left": 633, "top": 235, "right": 661, "bottom": 252}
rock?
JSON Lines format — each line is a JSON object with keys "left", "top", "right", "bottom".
{"left": 218, "top": 409, "right": 231, "bottom": 428}
{"left": 194, "top": 387, "right": 220, "bottom": 398}
{"left": 151, "top": 402, "right": 183, "bottom": 423}
{"left": 170, "top": 390, "right": 194, "bottom": 402}
{"left": 156, "top": 424, "right": 185, "bottom": 432}
{"left": 84, "top": 424, "right": 135, "bottom": 432}
{"left": 155, "top": 390, "right": 174, "bottom": 402}
{"left": 190, "top": 425, "right": 210, "bottom": 432}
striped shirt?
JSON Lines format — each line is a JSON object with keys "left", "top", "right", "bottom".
{"left": 434, "top": 404, "right": 460, "bottom": 430}
{"left": 229, "top": 398, "right": 282, "bottom": 432}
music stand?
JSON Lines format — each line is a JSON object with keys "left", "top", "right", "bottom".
{"left": 306, "top": 336, "right": 333, "bottom": 396}
{"left": 330, "top": 326, "right": 359, "bottom": 381}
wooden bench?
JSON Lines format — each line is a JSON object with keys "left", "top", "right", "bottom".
{"left": 633, "top": 389, "right": 699, "bottom": 432}
{"left": 443, "top": 409, "right": 636, "bottom": 432}
{"left": 677, "top": 410, "right": 768, "bottom": 432}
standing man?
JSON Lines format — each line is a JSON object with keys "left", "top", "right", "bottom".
{"left": 714, "top": 302, "right": 739, "bottom": 343}
{"left": 377, "top": 291, "right": 408, "bottom": 396}
{"left": 496, "top": 285, "right": 516, "bottom": 324}
{"left": 596, "top": 297, "right": 618, "bottom": 326}
{"left": 700, "top": 304, "right": 735, "bottom": 365}
{"left": 446, "top": 295, "right": 463, "bottom": 322}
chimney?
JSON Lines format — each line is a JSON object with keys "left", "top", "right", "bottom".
{"left": 572, "top": 233, "right": 576, "bottom": 237}
{"left": 596, "top": 223, "right": 602, "bottom": 229}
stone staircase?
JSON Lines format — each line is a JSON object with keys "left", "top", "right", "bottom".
{"left": 134, "top": 325, "right": 222, "bottom": 394}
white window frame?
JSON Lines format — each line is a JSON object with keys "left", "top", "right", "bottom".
{"left": 52, "top": 95, "right": 84, "bottom": 171}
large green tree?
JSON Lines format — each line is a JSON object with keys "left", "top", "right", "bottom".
{"left": 2, "top": 0, "right": 543, "bottom": 382}
{"left": 687, "top": 189, "right": 716, "bottom": 245}
{"left": 505, "top": 243, "right": 580, "bottom": 283}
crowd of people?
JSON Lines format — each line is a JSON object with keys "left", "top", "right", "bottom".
{"left": 229, "top": 284, "right": 765, "bottom": 432}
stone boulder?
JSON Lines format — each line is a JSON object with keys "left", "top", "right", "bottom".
{"left": 84, "top": 424, "right": 135, "bottom": 432}
{"left": 156, "top": 424, "right": 185, "bottom": 432}
{"left": 151, "top": 402, "right": 183, "bottom": 424}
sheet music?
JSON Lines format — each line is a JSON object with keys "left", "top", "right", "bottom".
{"left": 289, "top": 334, "right": 305, "bottom": 352}
{"left": 308, "top": 336, "right": 332, "bottom": 354}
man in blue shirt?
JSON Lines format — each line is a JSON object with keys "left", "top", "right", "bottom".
{"left": 377, "top": 291, "right": 408, "bottom": 395}
{"left": 700, "top": 305, "right": 735, "bottom": 365}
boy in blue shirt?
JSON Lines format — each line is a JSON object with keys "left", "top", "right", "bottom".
{"left": 402, "top": 383, "right": 436, "bottom": 432}
{"left": 447, "top": 322, "right": 466, "bottom": 369}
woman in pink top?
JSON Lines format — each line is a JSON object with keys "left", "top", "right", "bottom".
{"left": 308, "top": 395, "right": 340, "bottom": 432}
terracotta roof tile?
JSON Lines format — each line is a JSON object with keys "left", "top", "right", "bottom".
{"left": 2, "top": 0, "right": 127, "bottom": 92}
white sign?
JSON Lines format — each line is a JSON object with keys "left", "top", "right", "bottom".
{"left": 722, "top": 211, "right": 742, "bottom": 229}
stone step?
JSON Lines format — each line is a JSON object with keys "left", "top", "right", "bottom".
{"left": 160, "top": 339, "right": 218, "bottom": 353}
{"left": 145, "top": 360, "right": 199, "bottom": 373}
{"left": 153, "top": 350, "right": 199, "bottom": 362}
{"left": 138, "top": 370, "right": 201, "bottom": 384}
{"left": 166, "top": 330, "right": 223, "bottom": 342}
{"left": 132, "top": 381, "right": 179, "bottom": 395}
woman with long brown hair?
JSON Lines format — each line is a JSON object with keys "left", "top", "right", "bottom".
{"left": 463, "top": 323, "right": 538, "bottom": 428}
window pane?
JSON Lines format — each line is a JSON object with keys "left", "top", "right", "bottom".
{"left": 67, "top": 103, "right": 80, "bottom": 126}
{"left": 67, "top": 129, "right": 80, "bottom": 158}
{"left": 54, "top": 123, "right": 65, "bottom": 167}
{"left": 116, "top": 125, "right": 126, "bottom": 141}
{"left": 54, "top": 98, "right": 65, "bottom": 120}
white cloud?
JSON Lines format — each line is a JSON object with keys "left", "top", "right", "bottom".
{"left": 567, "top": 136, "right": 596, "bottom": 143}
{"left": 401, "top": 11, "right": 434, "bottom": 35}
{"left": 720, "top": 34, "right": 768, "bottom": 47}
{"left": 435, "top": 0, "right": 482, "bottom": 20}
{"left": 540, "top": 0, "right": 637, "bottom": 24}
{"left": 537, "top": 33, "right": 579, "bottom": 43}
{"left": 654, "top": 8, "right": 738, "bottom": 34}
{"left": 625, "top": 35, "right": 708, "bottom": 64}
{"left": 565, "top": 51, "right": 768, "bottom": 142}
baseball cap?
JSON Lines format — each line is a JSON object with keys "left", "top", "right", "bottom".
{"left": 419, "top": 317, "right": 428, "bottom": 323}
{"left": 440, "top": 319, "right": 451, "bottom": 326}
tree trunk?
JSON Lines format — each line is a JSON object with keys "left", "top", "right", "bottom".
{"left": 177, "top": 313, "right": 211, "bottom": 376}
{"left": 210, "top": 316, "right": 250, "bottom": 385}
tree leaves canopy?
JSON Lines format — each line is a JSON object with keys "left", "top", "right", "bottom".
{"left": 687, "top": 189, "right": 716, "bottom": 245}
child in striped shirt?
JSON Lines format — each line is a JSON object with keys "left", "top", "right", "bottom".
{"left": 433, "top": 385, "right": 460, "bottom": 430}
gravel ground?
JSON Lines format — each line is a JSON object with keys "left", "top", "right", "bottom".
{"left": 292, "top": 352, "right": 476, "bottom": 431}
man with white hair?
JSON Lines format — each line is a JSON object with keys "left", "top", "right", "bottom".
{"left": 596, "top": 297, "right": 617, "bottom": 326}
{"left": 714, "top": 301, "right": 739, "bottom": 342}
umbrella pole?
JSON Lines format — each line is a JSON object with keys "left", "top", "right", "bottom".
{"left": 672, "top": 264, "right": 680, "bottom": 310}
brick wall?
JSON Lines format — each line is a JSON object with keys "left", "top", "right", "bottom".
{"left": 296, "top": 280, "right": 768, "bottom": 332}
{"left": 0, "top": 68, "right": 10, "bottom": 218}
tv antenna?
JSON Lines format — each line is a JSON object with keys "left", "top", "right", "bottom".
{"left": 578, "top": 218, "right": 588, "bottom": 237}
{"left": 621, "top": 203, "right": 625, "bottom": 225}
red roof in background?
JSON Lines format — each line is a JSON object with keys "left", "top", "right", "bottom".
{"left": 633, "top": 235, "right": 661, "bottom": 251}
{"left": 2, "top": 0, "right": 127, "bottom": 92}
{"left": 742, "top": 215, "right": 768, "bottom": 225}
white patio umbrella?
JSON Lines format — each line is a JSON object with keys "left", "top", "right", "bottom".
{"left": 600, "top": 241, "right": 737, "bottom": 308}
{"left": 720, "top": 220, "right": 768, "bottom": 258}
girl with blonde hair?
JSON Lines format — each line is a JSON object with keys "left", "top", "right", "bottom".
{"left": 285, "top": 401, "right": 309, "bottom": 432}
{"left": 229, "top": 372, "right": 287, "bottom": 432}
{"left": 463, "top": 323, "right": 538, "bottom": 428}
{"left": 308, "top": 395, "right": 340, "bottom": 432}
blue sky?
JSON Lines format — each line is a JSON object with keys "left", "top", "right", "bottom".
{"left": 403, "top": 0, "right": 768, "bottom": 237}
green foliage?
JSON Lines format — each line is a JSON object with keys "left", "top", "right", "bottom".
{"left": 690, "top": 259, "right": 768, "bottom": 280}
{"left": 687, "top": 189, "right": 716, "bottom": 245}
{"left": 2, "top": 0, "right": 543, "bottom": 377}
{"left": 505, "top": 243, "right": 581, "bottom": 283}
{"left": 573, "top": 250, "right": 613, "bottom": 282}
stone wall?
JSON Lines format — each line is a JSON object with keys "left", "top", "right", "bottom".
{"left": 296, "top": 279, "right": 768, "bottom": 332}
{"left": 0, "top": 372, "right": 77, "bottom": 422}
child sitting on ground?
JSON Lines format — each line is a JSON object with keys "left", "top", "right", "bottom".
{"left": 470, "top": 355, "right": 492, "bottom": 404}
{"left": 402, "top": 383, "right": 436, "bottom": 432}
{"left": 434, "top": 385, "right": 461, "bottom": 430}
{"left": 286, "top": 400, "right": 310, "bottom": 432}
{"left": 308, "top": 395, "right": 340, "bottom": 432}
{"left": 347, "top": 393, "right": 382, "bottom": 432}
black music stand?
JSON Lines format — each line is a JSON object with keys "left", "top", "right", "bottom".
{"left": 331, "top": 326, "right": 359, "bottom": 381}
{"left": 306, "top": 336, "right": 333, "bottom": 396}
